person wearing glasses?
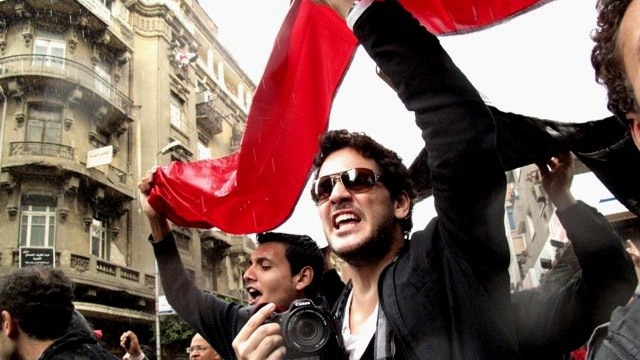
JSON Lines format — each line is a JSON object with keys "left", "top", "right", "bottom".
{"left": 186, "top": 334, "right": 222, "bottom": 360}
{"left": 234, "top": 0, "right": 521, "bottom": 359}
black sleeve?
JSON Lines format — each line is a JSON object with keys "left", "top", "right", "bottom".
{"left": 557, "top": 201, "right": 637, "bottom": 325}
{"left": 151, "top": 234, "right": 243, "bottom": 360}
{"left": 354, "top": 0, "right": 509, "bottom": 271}
{"left": 353, "top": 2, "right": 518, "bottom": 358}
{"left": 512, "top": 201, "right": 637, "bottom": 359}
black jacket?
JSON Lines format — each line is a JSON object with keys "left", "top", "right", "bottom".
{"left": 39, "top": 311, "right": 119, "bottom": 360}
{"left": 338, "top": 1, "right": 521, "bottom": 359}
{"left": 512, "top": 202, "right": 637, "bottom": 360}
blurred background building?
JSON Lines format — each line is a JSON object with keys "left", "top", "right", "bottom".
{"left": 0, "top": 0, "right": 254, "bottom": 355}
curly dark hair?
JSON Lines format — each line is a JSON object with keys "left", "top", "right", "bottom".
{"left": 311, "top": 129, "right": 415, "bottom": 237}
{"left": 0, "top": 266, "right": 74, "bottom": 340}
{"left": 255, "top": 232, "right": 324, "bottom": 299}
{"left": 591, "top": 0, "right": 640, "bottom": 122}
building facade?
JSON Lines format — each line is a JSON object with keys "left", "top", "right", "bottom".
{"left": 0, "top": 0, "right": 255, "bottom": 354}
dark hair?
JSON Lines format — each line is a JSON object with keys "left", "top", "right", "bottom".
{"left": 311, "top": 129, "right": 415, "bottom": 237}
{"left": 0, "top": 266, "right": 74, "bottom": 340}
{"left": 255, "top": 232, "right": 324, "bottom": 298}
{"left": 591, "top": 0, "right": 640, "bottom": 122}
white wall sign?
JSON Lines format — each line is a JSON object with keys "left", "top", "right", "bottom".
{"left": 87, "top": 145, "right": 113, "bottom": 168}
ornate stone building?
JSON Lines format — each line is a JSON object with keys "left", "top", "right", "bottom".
{"left": 0, "top": 0, "right": 255, "bottom": 354}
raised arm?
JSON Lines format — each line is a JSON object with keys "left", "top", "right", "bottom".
{"left": 513, "top": 151, "right": 637, "bottom": 358}
{"left": 139, "top": 171, "right": 241, "bottom": 360}
{"left": 351, "top": 0, "right": 508, "bottom": 267}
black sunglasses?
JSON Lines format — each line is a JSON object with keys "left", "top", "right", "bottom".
{"left": 311, "top": 168, "right": 382, "bottom": 204}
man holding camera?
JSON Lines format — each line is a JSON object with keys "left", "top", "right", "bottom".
{"left": 138, "top": 176, "right": 339, "bottom": 360}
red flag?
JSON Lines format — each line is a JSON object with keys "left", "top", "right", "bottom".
{"left": 148, "top": 0, "right": 550, "bottom": 234}
{"left": 148, "top": 0, "right": 357, "bottom": 233}
{"left": 399, "top": 0, "right": 552, "bottom": 34}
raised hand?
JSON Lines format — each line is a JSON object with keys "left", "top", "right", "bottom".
{"left": 535, "top": 150, "right": 576, "bottom": 211}
{"left": 312, "top": 0, "right": 355, "bottom": 18}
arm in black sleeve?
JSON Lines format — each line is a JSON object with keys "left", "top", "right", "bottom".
{"left": 352, "top": 2, "right": 517, "bottom": 358}
{"left": 151, "top": 234, "right": 243, "bottom": 360}
{"left": 512, "top": 201, "right": 636, "bottom": 359}
{"left": 353, "top": 0, "right": 508, "bottom": 269}
{"left": 558, "top": 201, "right": 636, "bottom": 323}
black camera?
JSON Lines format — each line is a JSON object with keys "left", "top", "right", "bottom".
{"left": 264, "top": 298, "right": 337, "bottom": 358}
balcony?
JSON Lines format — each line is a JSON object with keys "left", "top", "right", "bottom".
{"left": 0, "top": 0, "right": 132, "bottom": 50}
{"left": 7, "top": 142, "right": 132, "bottom": 199}
{"left": 7, "top": 249, "right": 154, "bottom": 293}
{"left": 196, "top": 100, "right": 223, "bottom": 136}
{"left": 0, "top": 54, "right": 133, "bottom": 116}
{"left": 9, "top": 141, "right": 74, "bottom": 160}
{"left": 69, "top": 253, "right": 155, "bottom": 292}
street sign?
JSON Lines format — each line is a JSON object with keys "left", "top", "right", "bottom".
{"left": 87, "top": 145, "right": 113, "bottom": 168}
{"left": 158, "top": 295, "right": 176, "bottom": 315}
{"left": 19, "top": 247, "right": 55, "bottom": 267}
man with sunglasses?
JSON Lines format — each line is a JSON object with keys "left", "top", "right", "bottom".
{"left": 234, "top": 0, "right": 521, "bottom": 359}
{"left": 138, "top": 174, "right": 338, "bottom": 360}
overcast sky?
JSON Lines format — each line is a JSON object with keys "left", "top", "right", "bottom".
{"left": 200, "top": 0, "right": 620, "bottom": 245}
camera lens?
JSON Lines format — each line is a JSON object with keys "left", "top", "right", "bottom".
{"left": 285, "top": 308, "right": 331, "bottom": 353}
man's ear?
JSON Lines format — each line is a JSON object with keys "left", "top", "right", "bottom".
{"left": 1, "top": 310, "right": 18, "bottom": 338}
{"left": 629, "top": 112, "right": 640, "bottom": 150}
{"left": 394, "top": 191, "right": 411, "bottom": 220}
{"left": 294, "top": 266, "right": 314, "bottom": 292}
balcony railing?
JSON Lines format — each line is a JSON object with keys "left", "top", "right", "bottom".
{"left": 70, "top": 253, "right": 153, "bottom": 290}
{"left": 77, "top": 0, "right": 111, "bottom": 24}
{"left": 10, "top": 142, "right": 74, "bottom": 160}
{"left": 108, "top": 165, "right": 127, "bottom": 184}
{"left": 0, "top": 54, "right": 133, "bottom": 114}
{"left": 6, "top": 250, "right": 154, "bottom": 297}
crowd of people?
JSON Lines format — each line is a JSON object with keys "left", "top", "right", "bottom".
{"left": 1, "top": 0, "right": 640, "bottom": 359}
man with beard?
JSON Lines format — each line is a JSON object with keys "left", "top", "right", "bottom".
{"left": 234, "top": 0, "right": 520, "bottom": 359}
{"left": 0, "top": 266, "right": 119, "bottom": 360}
{"left": 235, "top": 1, "right": 638, "bottom": 359}
{"left": 585, "top": 0, "right": 640, "bottom": 358}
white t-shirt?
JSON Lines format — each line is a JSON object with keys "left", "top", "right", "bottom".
{"left": 341, "top": 290, "right": 379, "bottom": 360}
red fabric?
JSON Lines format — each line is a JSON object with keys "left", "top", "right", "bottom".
{"left": 400, "top": 0, "right": 551, "bottom": 34}
{"left": 571, "top": 346, "right": 587, "bottom": 360}
{"left": 149, "top": 0, "right": 357, "bottom": 233}
{"left": 148, "top": 0, "right": 550, "bottom": 234}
